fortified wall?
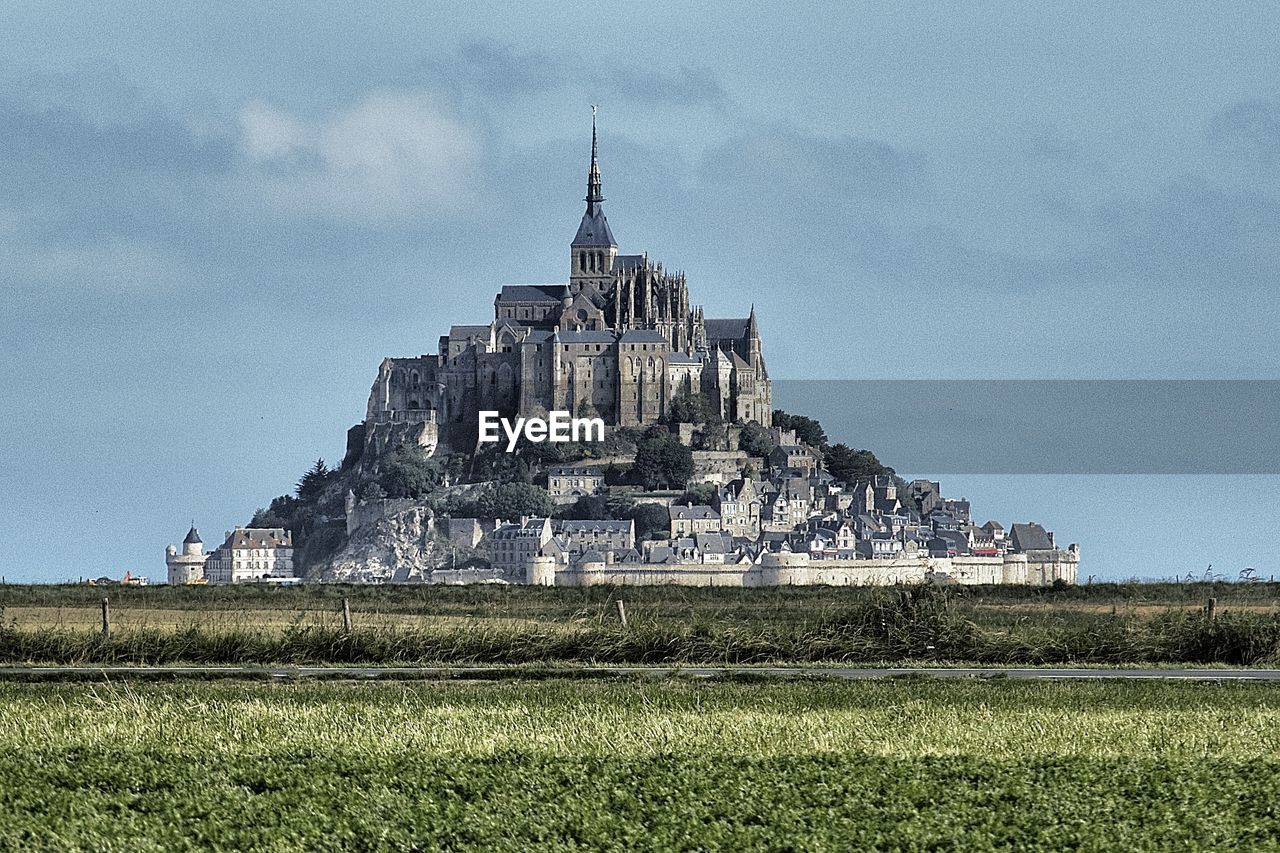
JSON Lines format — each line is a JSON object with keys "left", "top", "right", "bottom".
{"left": 536, "top": 549, "right": 1079, "bottom": 588}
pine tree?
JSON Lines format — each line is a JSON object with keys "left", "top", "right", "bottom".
{"left": 296, "top": 458, "right": 332, "bottom": 502}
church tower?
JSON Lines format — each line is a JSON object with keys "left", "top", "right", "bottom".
{"left": 570, "top": 109, "right": 618, "bottom": 293}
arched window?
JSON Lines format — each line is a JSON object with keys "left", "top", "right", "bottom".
{"left": 579, "top": 251, "right": 586, "bottom": 271}
{"left": 596, "top": 251, "right": 604, "bottom": 272}
{"left": 410, "top": 370, "right": 419, "bottom": 388}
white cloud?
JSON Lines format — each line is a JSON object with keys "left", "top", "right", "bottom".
{"left": 235, "top": 90, "right": 481, "bottom": 222}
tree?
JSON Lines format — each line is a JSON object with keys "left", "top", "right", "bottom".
{"left": 554, "top": 494, "right": 612, "bottom": 520}
{"left": 772, "top": 410, "right": 828, "bottom": 450}
{"left": 822, "top": 443, "right": 891, "bottom": 485}
{"left": 665, "top": 389, "right": 721, "bottom": 425}
{"left": 484, "top": 482, "right": 555, "bottom": 519}
{"left": 632, "top": 426, "right": 694, "bottom": 490}
{"left": 378, "top": 448, "right": 444, "bottom": 499}
{"left": 626, "top": 503, "right": 671, "bottom": 541}
{"left": 296, "top": 459, "right": 334, "bottom": 502}
{"left": 738, "top": 420, "right": 775, "bottom": 457}
{"left": 676, "top": 482, "right": 717, "bottom": 506}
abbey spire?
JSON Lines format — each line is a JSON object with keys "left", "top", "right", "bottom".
{"left": 586, "top": 108, "right": 604, "bottom": 211}
{"left": 571, "top": 106, "right": 618, "bottom": 288}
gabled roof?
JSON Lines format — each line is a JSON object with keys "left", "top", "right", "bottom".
{"left": 618, "top": 329, "right": 669, "bottom": 344}
{"left": 670, "top": 505, "right": 720, "bottom": 521}
{"left": 704, "top": 318, "right": 750, "bottom": 340}
{"left": 559, "top": 520, "right": 632, "bottom": 534}
{"left": 667, "top": 353, "right": 700, "bottom": 365}
{"left": 1010, "top": 522, "right": 1054, "bottom": 551}
{"left": 497, "top": 284, "right": 567, "bottom": 304}
{"left": 223, "top": 528, "right": 292, "bottom": 550}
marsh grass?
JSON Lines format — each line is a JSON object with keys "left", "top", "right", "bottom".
{"left": 1, "top": 584, "right": 1278, "bottom": 665}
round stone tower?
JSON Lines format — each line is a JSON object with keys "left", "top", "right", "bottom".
{"left": 166, "top": 525, "right": 208, "bottom": 585}
{"left": 526, "top": 555, "right": 557, "bottom": 587}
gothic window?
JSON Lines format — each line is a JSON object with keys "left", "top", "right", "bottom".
{"left": 410, "top": 371, "right": 419, "bottom": 388}
{"left": 579, "top": 251, "right": 586, "bottom": 271}
{"left": 409, "top": 399, "right": 420, "bottom": 409}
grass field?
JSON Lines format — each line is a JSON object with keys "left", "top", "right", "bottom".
{"left": 1, "top": 677, "right": 1278, "bottom": 850}
{"left": 2, "top": 582, "right": 1279, "bottom": 666}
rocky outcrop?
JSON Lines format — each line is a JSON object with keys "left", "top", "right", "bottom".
{"left": 323, "top": 504, "right": 445, "bottom": 583}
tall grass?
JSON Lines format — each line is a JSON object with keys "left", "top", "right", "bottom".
{"left": 2, "top": 586, "right": 1276, "bottom": 665}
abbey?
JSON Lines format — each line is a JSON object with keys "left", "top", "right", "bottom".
{"left": 362, "top": 117, "right": 770, "bottom": 453}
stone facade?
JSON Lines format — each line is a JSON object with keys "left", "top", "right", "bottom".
{"left": 547, "top": 464, "right": 606, "bottom": 503}
{"left": 359, "top": 117, "right": 771, "bottom": 459}
{"left": 553, "top": 550, "right": 1080, "bottom": 588}
{"left": 164, "top": 526, "right": 208, "bottom": 585}
{"left": 204, "top": 528, "right": 295, "bottom": 584}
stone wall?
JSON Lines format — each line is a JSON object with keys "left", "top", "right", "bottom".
{"left": 553, "top": 551, "right": 1079, "bottom": 588}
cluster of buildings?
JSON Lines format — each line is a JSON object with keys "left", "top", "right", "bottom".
{"left": 164, "top": 526, "right": 297, "bottom": 586}
{"left": 449, "top": 424, "right": 1078, "bottom": 588}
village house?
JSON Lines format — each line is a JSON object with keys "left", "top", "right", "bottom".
{"left": 547, "top": 465, "right": 607, "bottom": 504}
{"left": 669, "top": 505, "right": 722, "bottom": 537}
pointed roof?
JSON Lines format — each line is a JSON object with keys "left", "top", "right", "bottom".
{"left": 746, "top": 304, "right": 759, "bottom": 339}
{"left": 573, "top": 109, "right": 616, "bottom": 247}
{"left": 183, "top": 525, "right": 202, "bottom": 546}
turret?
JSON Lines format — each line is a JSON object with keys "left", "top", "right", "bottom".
{"left": 182, "top": 525, "right": 203, "bottom": 557}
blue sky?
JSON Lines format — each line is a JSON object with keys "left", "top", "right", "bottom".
{"left": 2, "top": 2, "right": 1279, "bottom": 580}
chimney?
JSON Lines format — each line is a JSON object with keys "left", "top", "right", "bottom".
{"left": 1047, "top": 530, "right": 1055, "bottom": 548}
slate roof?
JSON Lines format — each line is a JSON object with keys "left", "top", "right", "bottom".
{"left": 449, "top": 324, "right": 491, "bottom": 339}
{"left": 694, "top": 532, "right": 731, "bottom": 553}
{"left": 704, "top": 318, "right": 750, "bottom": 340}
{"left": 1010, "top": 522, "right": 1054, "bottom": 552}
{"left": 183, "top": 526, "right": 202, "bottom": 546}
{"left": 573, "top": 207, "right": 616, "bottom": 247}
{"left": 618, "top": 329, "right": 669, "bottom": 344}
{"left": 559, "top": 520, "right": 631, "bottom": 535}
{"left": 548, "top": 465, "right": 605, "bottom": 477}
{"left": 497, "top": 284, "right": 568, "bottom": 304}
{"left": 669, "top": 505, "right": 720, "bottom": 521}
{"left": 223, "top": 528, "right": 292, "bottom": 550}
{"left": 556, "top": 330, "right": 618, "bottom": 344}
{"left": 667, "top": 353, "right": 701, "bottom": 365}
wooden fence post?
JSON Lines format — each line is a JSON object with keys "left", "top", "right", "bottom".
{"left": 101, "top": 597, "right": 110, "bottom": 637}
{"left": 342, "top": 597, "right": 353, "bottom": 632}
{"left": 1206, "top": 597, "right": 1217, "bottom": 621}
{"left": 614, "top": 599, "right": 628, "bottom": 628}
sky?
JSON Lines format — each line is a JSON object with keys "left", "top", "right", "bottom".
{"left": 2, "top": 2, "right": 1279, "bottom": 581}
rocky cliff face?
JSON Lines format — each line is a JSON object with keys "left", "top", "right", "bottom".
{"left": 323, "top": 505, "right": 443, "bottom": 583}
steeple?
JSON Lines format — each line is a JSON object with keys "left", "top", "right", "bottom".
{"left": 746, "top": 304, "right": 759, "bottom": 339}
{"left": 587, "top": 108, "right": 603, "bottom": 209}
{"left": 572, "top": 106, "right": 616, "bottom": 250}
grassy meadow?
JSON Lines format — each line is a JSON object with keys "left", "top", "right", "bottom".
{"left": 1, "top": 677, "right": 1278, "bottom": 850}
{"left": 1, "top": 582, "right": 1279, "bottom": 666}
